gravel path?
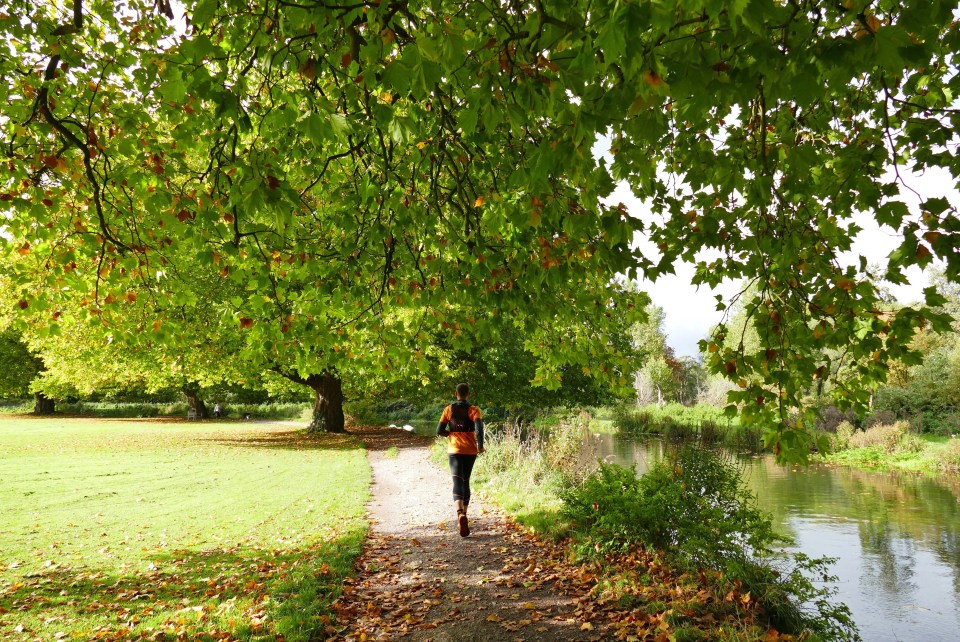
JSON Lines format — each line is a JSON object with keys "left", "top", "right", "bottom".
{"left": 328, "top": 426, "right": 604, "bottom": 642}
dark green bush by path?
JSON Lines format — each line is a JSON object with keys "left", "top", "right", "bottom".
{"left": 561, "top": 450, "right": 777, "bottom": 565}
{"left": 561, "top": 449, "right": 860, "bottom": 641}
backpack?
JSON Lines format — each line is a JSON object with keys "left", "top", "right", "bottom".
{"left": 448, "top": 401, "right": 475, "bottom": 432}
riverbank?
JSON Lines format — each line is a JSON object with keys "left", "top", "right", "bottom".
{"left": 822, "top": 421, "right": 960, "bottom": 474}
{"left": 455, "top": 418, "right": 859, "bottom": 642}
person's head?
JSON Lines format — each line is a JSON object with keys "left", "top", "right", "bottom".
{"left": 455, "top": 382, "right": 470, "bottom": 400}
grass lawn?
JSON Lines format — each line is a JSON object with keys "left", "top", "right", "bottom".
{"left": 0, "top": 417, "right": 370, "bottom": 641}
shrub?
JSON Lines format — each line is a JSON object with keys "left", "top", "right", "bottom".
{"left": 816, "top": 405, "right": 856, "bottom": 433}
{"left": 662, "top": 416, "right": 694, "bottom": 443}
{"left": 723, "top": 425, "right": 763, "bottom": 453}
{"left": 561, "top": 449, "right": 778, "bottom": 565}
{"left": 831, "top": 421, "right": 855, "bottom": 451}
{"left": 921, "top": 411, "right": 960, "bottom": 437}
{"left": 936, "top": 439, "right": 960, "bottom": 471}
{"left": 561, "top": 449, "right": 859, "bottom": 641}
{"left": 897, "top": 433, "right": 926, "bottom": 454}
{"left": 848, "top": 421, "right": 912, "bottom": 453}
{"left": 863, "top": 409, "right": 896, "bottom": 428}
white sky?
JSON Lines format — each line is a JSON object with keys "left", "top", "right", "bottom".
{"left": 609, "top": 168, "right": 959, "bottom": 358}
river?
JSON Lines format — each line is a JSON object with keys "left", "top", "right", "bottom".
{"left": 580, "top": 433, "right": 960, "bottom": 642}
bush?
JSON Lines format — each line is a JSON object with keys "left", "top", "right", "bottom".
{"left": 921, "top": 411, "right": 960, "bottom": 436}
{"left": 936, "top": 439, "right": 960, "bottom": 471}
{"left": 698, "top": 419, "right": 722, "bottom": 445}
{"left": 831, "top": 421, "right": 855, "bottom": 451}
{"left": 562, "top": 449, "right": 779, "bottom": 566}
{"left": 723, "top": 425, "right": 763, "bottom": 453}
{"left": 848, "top": 421, "right": 913, "bottom": 453}
{"left": 662, "top": 416, "right": 694, "bottom": 443}
{"left": 561, "top": 449, "right": 859, "bottom": 640}
{"left": 816, "top": 405, "right": 856, "bottom": 433}
{"left": 862, "top": 409, "right": 896, "bottom": 429}
{"left": 58, "top": 401, "right": 162, "bottom": 418}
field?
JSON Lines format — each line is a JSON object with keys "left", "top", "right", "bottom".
{"left": 0, "top": 417, "right": 370, "bottom": 641}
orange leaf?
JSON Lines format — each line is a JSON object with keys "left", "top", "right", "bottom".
{"left": 643, "top": 70, "right": 663, "bottom": 87}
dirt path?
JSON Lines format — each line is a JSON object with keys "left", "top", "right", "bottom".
{"left": 328, "top": 427, "right": 605, "bottom": 642}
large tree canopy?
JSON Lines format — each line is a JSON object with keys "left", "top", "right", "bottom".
{"left": 2, "top": 0, "right": 959, "bottom": 457}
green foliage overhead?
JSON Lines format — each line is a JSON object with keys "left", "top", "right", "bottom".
{"left": 3, "top": 0, "right": 960, "bottom": 457}
{"left": 0, "top": 329, "right": 42, "bottom": 398}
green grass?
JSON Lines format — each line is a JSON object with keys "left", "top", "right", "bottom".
{"left": 0, "top": 416, "right": 370, "bottom": 641}
{"left": 824, "top": 434, "right": 953, "bottom": 473}
{"left": 586, "top": 417, "right": 617, "bottom": 434}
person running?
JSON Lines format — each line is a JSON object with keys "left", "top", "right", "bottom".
{"left": 436, "top": 382, "right": 484, "bottom": 537}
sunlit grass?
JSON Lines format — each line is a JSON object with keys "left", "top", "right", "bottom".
{"left": 825, "top": 433, "right": 955, "bottom": 473}
{"left": 0, "top": 417, "right": 369, "bottom": 641}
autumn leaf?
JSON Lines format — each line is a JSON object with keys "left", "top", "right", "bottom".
{"left": 642, "top": 70, "right": 663, "bottom": 87}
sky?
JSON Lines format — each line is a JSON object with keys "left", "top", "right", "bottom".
{"left": 608, "top": 167, "right": 959, "bottom": 358}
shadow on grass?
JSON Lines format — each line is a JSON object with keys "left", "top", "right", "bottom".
{"left": 347, "top": 425, "right": 435, "bottom": 452}
{"left": 0, "top": 528, "right": 366, "bottom": 641}
{"left": 206, "top": 430, "right": 360, "bottom": 452}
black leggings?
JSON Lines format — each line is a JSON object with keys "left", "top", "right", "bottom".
{"left": 448, "top": 454, "right": 477, "bottom": 505}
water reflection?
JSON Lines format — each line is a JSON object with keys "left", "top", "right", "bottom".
{"left": 580, "top": 433, "right": 960, "bottom": 642}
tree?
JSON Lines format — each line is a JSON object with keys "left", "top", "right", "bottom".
{"left": 629, "top": 303, "right": 681, "bottom": 405}
{"left": 0, "top": 256, "right": 255, "bottom": 418}
{"left": 3, "top": 1, "right": 960, "bottom": 458}
{"left": 0, "top": 328, "right": 52, "bottom": 414}
{"left": 676, "top": 356, "right": 706, "bottom": 406}
{"left": 421, "top": 293, "right": 639, "bottom": 422}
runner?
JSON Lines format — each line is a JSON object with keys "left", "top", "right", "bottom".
{"left": 436, "top": 382, "right": 484, "bottom": 537}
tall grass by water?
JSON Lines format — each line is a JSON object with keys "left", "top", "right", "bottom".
{"left": 613, "top": 403, "right": 763, "bottom": 452}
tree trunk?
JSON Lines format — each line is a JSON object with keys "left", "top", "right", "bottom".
{"left": 308, "top": 372, "right": 345, "bottom": 433}
{"left": 271, "top": 367, "right": 346, "bottom": 433}
{"left": 33, "top": 391, "right": 55, "bottom": 415}
{"left": 183, "top": 386, "right": 209, "bottom": 419}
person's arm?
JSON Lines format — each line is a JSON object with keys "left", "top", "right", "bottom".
{"left": 476, "top": 418, "right": 484, "bottom": 451}
{"left": 437, "top": 406, "right": 450, "bottom": 437}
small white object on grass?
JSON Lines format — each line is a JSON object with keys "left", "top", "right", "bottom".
{"left": 402, "top": 424, "right": 415, "bottom": 432}
{"left": 388, "top": 424, "right": 399, "bottom": 429}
